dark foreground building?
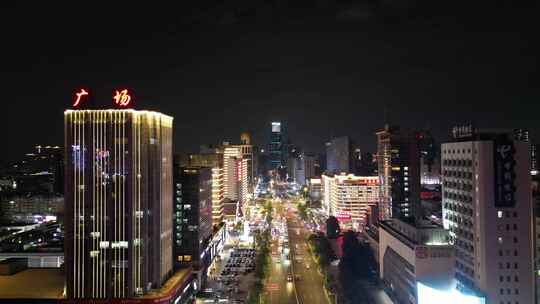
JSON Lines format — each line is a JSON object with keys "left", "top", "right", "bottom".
{"left": 172, "top": 165, "right": 213, "bottom": 288}
{"left": 64, "top": 110, "right": 173, "bottom": 299}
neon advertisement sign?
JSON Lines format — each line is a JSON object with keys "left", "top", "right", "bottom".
{"left": 73, "top": 89, "right": 89, "bottom": 107}
{"left": 113, "top": 89, "right": 132, "bottom": 107}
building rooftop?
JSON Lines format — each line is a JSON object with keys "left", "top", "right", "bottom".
{"left": 141, "top": 267, "right": 192, "bottom": 299}
{"left": 0, "top": 268, "right": 64, "bottom": 299}
{"left": 379, "top": 219, "right": 450, "bottom": 249}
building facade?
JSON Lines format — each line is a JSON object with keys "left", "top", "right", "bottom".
{"left": 308, "top": 178, "right": 322, "bottom": 202}
{"left": 173, "top": 166, "right": 213, "bottom": 288}
{"left": 269, "top": 122, "right": 284, "bottom": 169}
{"left": 376, "top": 125, "right": 421, "bottom": 222}
{"left": 326, "top": 136, "right": 353, "bottom": 174}
{"left": 379, "top": 219, "right": 455, "bottom": 304}
{"left": 176, "top": 153, "right": 224, "bottom": 227}
{"left": 441, "top": 130, "right": 534, "bottom": 303}
{"left": 321, "top": 173, "right": 380, "bottom": 231}
{"left": 64, "top": 109, "right": 173, "bottom": 299}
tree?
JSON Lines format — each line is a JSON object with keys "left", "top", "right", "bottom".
{"left": 326, "top": 216, "right": 340, "bottom": 239}
{"left": 297, "top": 203, "right": 308, "bottom": 221}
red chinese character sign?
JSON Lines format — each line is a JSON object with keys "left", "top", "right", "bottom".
{"left": 72, "top": 89, "right": 89, "bottom": 107}
{"left": 113, "top": 89, "right": 132, "bottom": 107}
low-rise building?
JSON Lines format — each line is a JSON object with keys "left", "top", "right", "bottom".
{"left": 379, "top": 219, "right": 455, "bottom": 304}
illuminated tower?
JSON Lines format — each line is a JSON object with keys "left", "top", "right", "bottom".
{"left": 269, "top": 122, "right": 283, "bottom": 169}
{"left": 64, "top": 109, "right": 173, "bottom": 299}
{"left": 442, "top": 128, "right": 534, "bottom": 303}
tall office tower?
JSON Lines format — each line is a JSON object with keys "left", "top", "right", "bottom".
{"left": 321, "top": 173, "right": 380, "bottom": 231}
{"left": 172, "top": 166, "right": 212, "bottom": 286}
{"left": 441, "top": 128, "right": 534, "bottom": 303}
{"left": 64, "top": 109, "right": 173, "bottom": 299}
{"left": 417, "top": 130, "right": 441, "bottom": 187}
{"left": 295, "top": 153, "right": 316, "bottom": 186}
{"left": 326, "top": 136, "right": 353, "bottom": 174}
{"left": 354, "top": 151, "right": 377, "bottom": 176}
{"left": 237, "top": 158, "right": 249, "bottom": 204}
{"left": 222, "top": 146, "right": 249, "bottom": 204}
{"left": 269, "top": 122, "right": 284, "bottom": 169}
{"left": 176, "top": 153, "right": 224, "bottom": 227}
{"left": 236, "top": 140, "right": 254, "bottom": 190}
{"left": 252, "top": 145, "right": 259, "bottom": 181}
{"left": 223, "top": 146, "right": 241, "bottom": 201}
{"left": 534, "top": 195, "right": 540, "bottom": 304}
{"left": 287, "top": 156, "right": 299, "bottom": 182}
{"left": 376, "top": 125, "right": 421, "bottom": 222}
{"left": 257, "top": 150, "right": 270, "bottom": 181}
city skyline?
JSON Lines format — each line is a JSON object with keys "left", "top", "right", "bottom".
{"left": 2, "top": 2, "right": 539, "bottom": 162}
{"left": 1, "top": 2, "right": 539, "bottom": 304}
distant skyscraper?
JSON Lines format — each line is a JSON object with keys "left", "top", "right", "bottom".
{"left": 376, "top": 125, "right": 421, "bottom": 221}
{"left": 295, "top": 153, "right": 316, "bottom": 185}
{"left": 417, "top": 130, "right": 441, "bottom": 186}
{"left": 64, "top": 109, "right": 173, "bottom": 299}
{"left": 172, "top": 166, "right": 213, "bottom": 287}
{"left": 269, "top": 122, "right": 284, "bottom": 169}
{"left": 326, "top": 136, "right": 353, "bottom": 174}
{"left": 442, "top": 128, "right": 534, "bottom": 303}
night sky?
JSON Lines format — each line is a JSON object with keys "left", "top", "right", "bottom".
{"left": 2, "top": 1, "right": 539, "bottom": 164}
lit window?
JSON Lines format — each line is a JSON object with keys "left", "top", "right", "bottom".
{"left": 177, "top": 256, "right": 183, "bottom": 261}
{"left": 497, "top": 211, "right": 503, "bottom": 218}
{"left": 498, "top": 237, "right": 503, "bottom": 244}
{"left": 184, "top": 255, "right": 191, "bottom": 262}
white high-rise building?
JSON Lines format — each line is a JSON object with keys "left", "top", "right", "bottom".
{"left": 223, "top": 146, "right": 241, "bottom": 201}
{"left": 441, "top": 129, "right": 534, "bottom": 303}
{"left": 321, "top": 173, "right": 380, "bottom": 231}
{"left": 223, "top": 146, "right": 248, "bottom": 204}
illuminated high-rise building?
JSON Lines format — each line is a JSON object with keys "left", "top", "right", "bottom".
{"left": 269, "top": 122, "right": 284, "bottom": 169}
{"left": 376, "top": 124, "right": 421, "bottom": 222}
{"left": 442, "top": 128, "right": 534, "bottom": 303}
{"left": 64, "top": 109, "right": 173, "bottom": 299}
{"left": 222, "top": 145, "right": 249, "bottom": 205}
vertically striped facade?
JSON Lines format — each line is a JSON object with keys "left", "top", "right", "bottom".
{"left": 64, "top": 109, "right": 173, "bottom": 300}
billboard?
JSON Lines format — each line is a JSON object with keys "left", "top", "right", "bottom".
{"left": 493, "top": 135, "right": 516, "bottom": 207}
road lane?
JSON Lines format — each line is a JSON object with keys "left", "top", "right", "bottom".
{"left": 286, "top": 215, "right": 328, "bottom": 304}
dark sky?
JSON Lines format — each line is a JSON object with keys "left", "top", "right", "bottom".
{"left": 2, "top": 1, "right": 539, "bottom": 164}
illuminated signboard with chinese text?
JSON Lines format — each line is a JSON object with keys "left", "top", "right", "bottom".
{"left": 72, "top": 88, "right": 89, "bottom": 107}
{"left": 452, "top": 124, "right": 475, "bottom": 139}
{"left": 113, "top": 89, "right": 132, "bottom": 107}
{"left": 494, "top": 135, "right": 516, "bottom": 207}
